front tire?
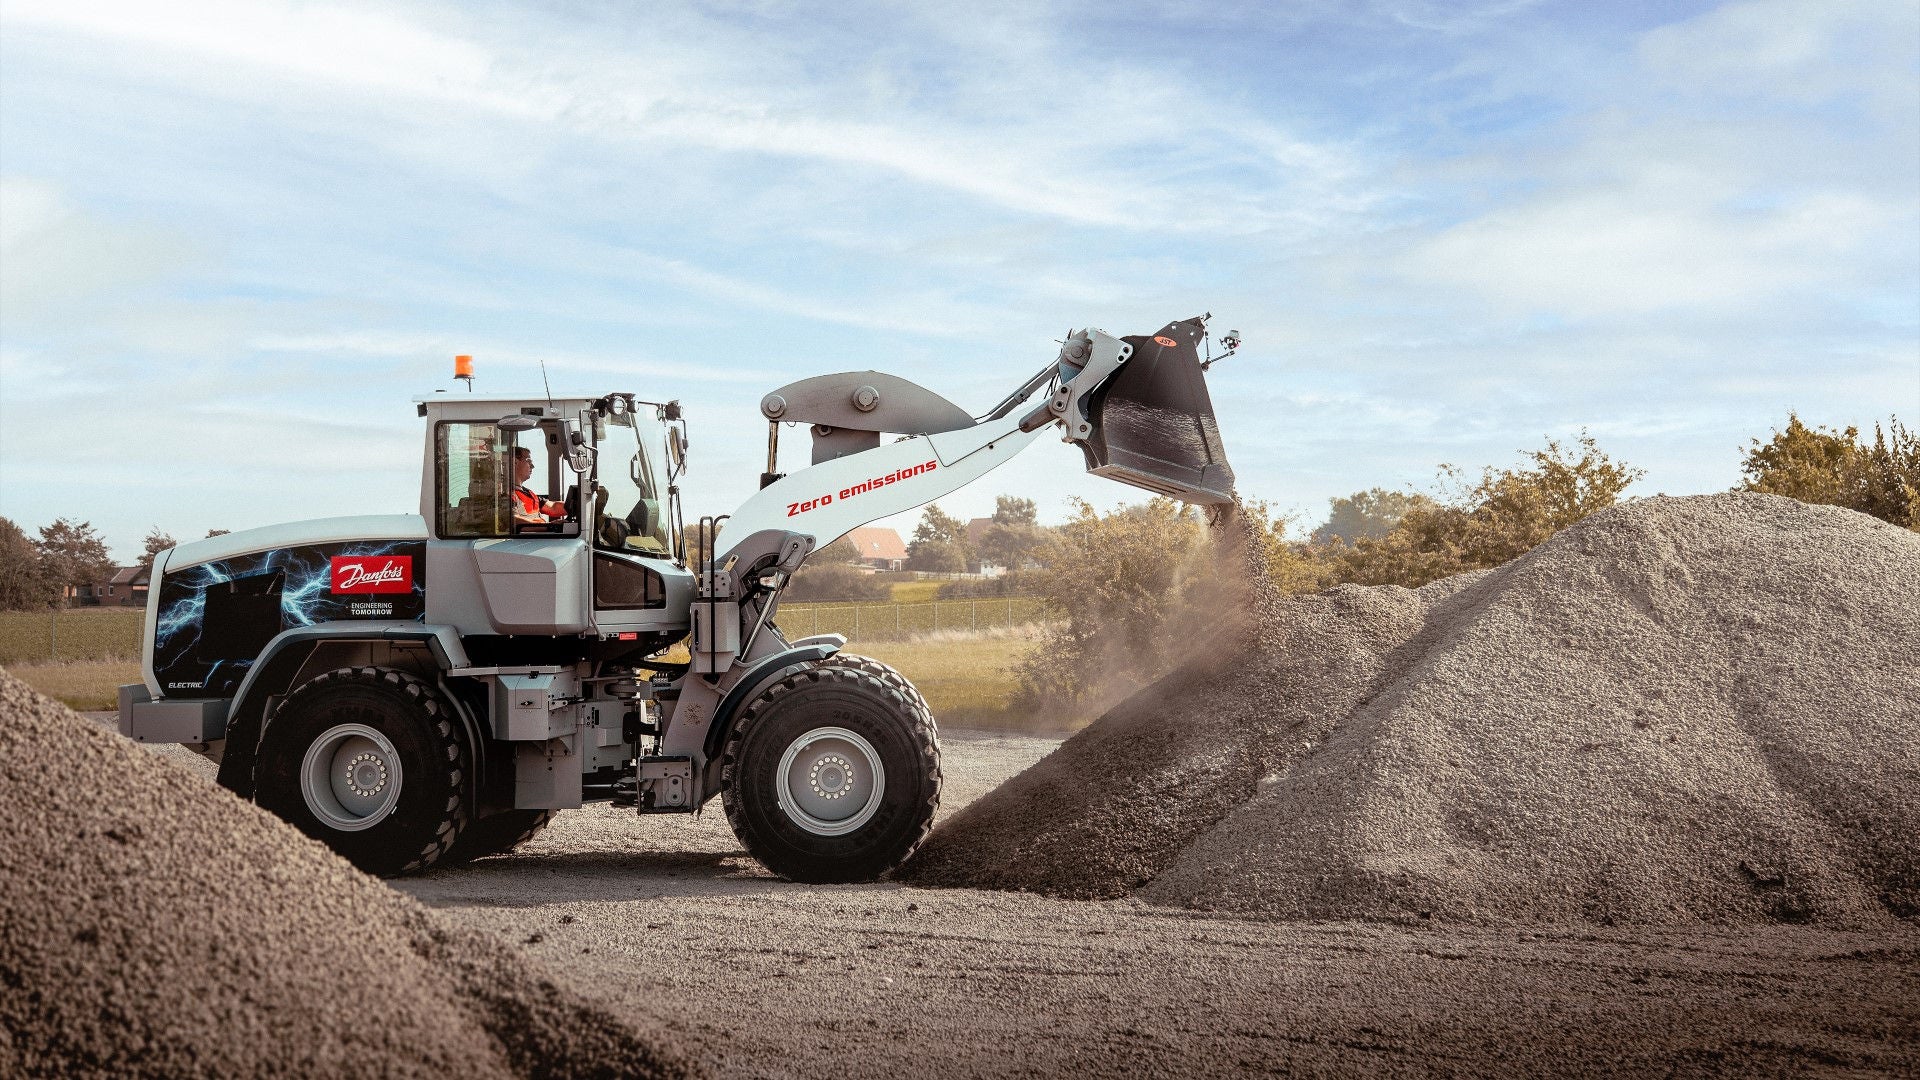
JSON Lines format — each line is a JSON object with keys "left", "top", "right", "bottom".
{"left": 721, "top": 657, "right": 940, "bottom": 883}
{"left": 255, "top": 667, "right": 470, "bottom": 876}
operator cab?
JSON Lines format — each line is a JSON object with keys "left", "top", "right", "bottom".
{"left": 415, "top": 392, "right": 695, "bottom": 656}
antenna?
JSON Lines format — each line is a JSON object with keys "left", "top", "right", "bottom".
{"left": 540, "top": 357, "right": 555, "bottom": 410}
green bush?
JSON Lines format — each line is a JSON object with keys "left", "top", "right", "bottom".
{"left": 782, "top": 562, "right": 890, "bottom": 602}
{"left": 1316, "top": 433, "right": 1643, "bottom": 588}
{"left": 937, "top": 571, "right": 1042, "bottom": 599}
{"left": 1740, "top": 414, "right": 1916, "bottom": 529}
{"left": 1010, "top": 498, "right": 1227, "bottom": 711}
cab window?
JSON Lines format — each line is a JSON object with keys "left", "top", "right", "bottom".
{"left": 436, "top": 422, "right": 566, "bottom": 538}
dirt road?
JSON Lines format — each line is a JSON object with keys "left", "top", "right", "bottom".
{"left": 120, "top": 725, "right": 1918, "bottom": 1077}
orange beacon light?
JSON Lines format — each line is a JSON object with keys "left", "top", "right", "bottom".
{"left": 454, "top": 354, "right": 474, "bottom": 390}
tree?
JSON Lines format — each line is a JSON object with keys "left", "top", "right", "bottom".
{"left": 1740, "top": 414, "right": 1916, "bottom": 529}
{"left": 1310, "top": 488, "right": 1434, "bottom": 545}
{"left": 992, "top": 496, "right": 1037, "bottom": 527}
{"left": 1012, "top": 498, "right": 1227, "bottom": 710}
{"left": 33, "top": 518, "right": 114, "bottom": 604}
{"left": 0, "top": 517, "right": 58, "bottom": 610}
{"left": 906, "top": 504, "right": 969, "bottom": 573}
{"left": 979, "top": 495, "right": 1046, "bottom": 571}
{"left": 812, "top": 536, "right": 864, "bottom": 565}
{"left": 1327, "top": 433, "right": 1643, "bottom": 588}
{"left": 139, "top": 528, "right": 178, "bottom": 568}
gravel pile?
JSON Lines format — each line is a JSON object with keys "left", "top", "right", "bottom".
{"left": 904, "top": 493, "right": 1920, "bottom": 927}
{"left": 0, "top": 670, "right": 701, "bottom": 1079}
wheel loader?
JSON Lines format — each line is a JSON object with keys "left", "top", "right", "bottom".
{"left": 118, "top": 316, "right": 1236, "bottom": 881}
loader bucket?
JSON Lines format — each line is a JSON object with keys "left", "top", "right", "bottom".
{"left": 1077, "top": 317, "right": 1236, "bottom": 506}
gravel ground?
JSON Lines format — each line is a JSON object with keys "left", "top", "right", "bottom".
{"left": 4, "top": 680, "right": 697, "bottom": 1080}
{"left": 119, "top": 724, "right": 1920, "bottom": 1078}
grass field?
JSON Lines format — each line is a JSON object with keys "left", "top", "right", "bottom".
{"left": 855, "top": 628, "right": 1087, "bottom": 731}
{"left": 0, "top": 608, "right": 144, "bottom": 665}
{"left": 2, "top": 617, "right": 1072, "bottom": 731}
{"left": 885, "top": 580, "right": 945, "bottom": 604}
{"left": 5, "top": 660, "right": 142, "bottom": 710}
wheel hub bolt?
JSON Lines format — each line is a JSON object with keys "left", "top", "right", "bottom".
{"left": 346, "top": 753, "right": 388, "bottom": 797}
{"left": 809, "top": 755, "right": 853, "bottom": 799}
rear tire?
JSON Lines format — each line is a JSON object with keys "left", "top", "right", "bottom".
{"left": 255, "top": 667, "right": 469, "bottom": 877}
{"left": 721, "top": 657, "right": 940, "bottom": 884}
{"left": 445, "top": 809, "right": 555, "bottom": 864}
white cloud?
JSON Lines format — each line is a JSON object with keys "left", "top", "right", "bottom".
{"left": 0, "top": 177, "right": 196, "bottom": 315}
{"left": 1402, "top": 184, "right": 1901, "bottom": 317}
{"left": 1393, "top": 1, "right": 1918, "bottom": 320}
{"left": 1638, "top": 0, "right": 1920, "bottom": 105}
{"left": 2, "top": 0, "right": 1369, "bottom": 236}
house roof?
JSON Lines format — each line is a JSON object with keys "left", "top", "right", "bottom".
{"left": 844, "top": 526, "right": 907, "bottom": 561}
{"left": 964, "top": 517, "right": 994, "bottom": 546}
{"left": 108, "top": 565, "right": 149, "bottom": 585}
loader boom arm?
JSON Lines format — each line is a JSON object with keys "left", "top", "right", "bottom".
{"left": 711, "top": 315, "right": 1234, "bottom": 564}
{"left": 715, "top": 410, "right": 1045, "bottom": 554}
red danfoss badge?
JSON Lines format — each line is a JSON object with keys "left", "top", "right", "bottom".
{"left": 331, "top": 556, "right": 413, "bottom": 594}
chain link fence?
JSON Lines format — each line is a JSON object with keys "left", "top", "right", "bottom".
{"left": 779, "top": 597, "right": 1050, "bottom": 642}
{"left": 0, "top": 609, "right": 145, "bottom": 664}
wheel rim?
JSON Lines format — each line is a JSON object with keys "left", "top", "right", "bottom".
{"left": 774, "top": 726, "right": 886, "bottom": 836}
{"left": 299, "top": 723, "right": 404, "bottom": 833}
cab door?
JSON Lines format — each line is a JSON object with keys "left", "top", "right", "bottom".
{"left": 425, "top": 415, "right": 591, "bottom": 635}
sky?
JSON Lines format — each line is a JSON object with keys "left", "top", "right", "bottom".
{"left": 1, "top": 0, "right": 1915, "bottom": 561}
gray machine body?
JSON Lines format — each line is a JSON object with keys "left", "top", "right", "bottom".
{"left": 119, "top": 320, "right": 1237, "bottom": 824}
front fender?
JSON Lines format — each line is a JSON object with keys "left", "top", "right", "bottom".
{"left": 701, "top": 641, "right": 844, "bottom": 761}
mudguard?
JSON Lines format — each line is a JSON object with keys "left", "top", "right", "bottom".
{"left": 701, "top": 641, "right": 844, "bottom": 760}
{"left": 216, "top": 623, "right": 476, "bottom": 798}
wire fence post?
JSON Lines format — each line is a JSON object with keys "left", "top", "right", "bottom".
{"left": 854, "top": 604, "right": 861, "bottom": 639}
{"left": 932, "top": 603, "right": 938, "bottom": 634}
{"left": 811, "top": 607, "right": 818, "bottom": 637}
{"left": 895, "top": 604, "right": 901, "bottom": 637}
{"left": 49, "top": 608, "right": 57, "bottom": 662}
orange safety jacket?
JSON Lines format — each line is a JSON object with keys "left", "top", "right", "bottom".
{"left": 513, "top": 487, "right": 544, "bottom": 517}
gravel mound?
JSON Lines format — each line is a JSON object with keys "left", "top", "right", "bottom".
{"left": 904, "top": 493, "right": 1920, "bottom": 927}
{"left": 0, "top": 671, "right": 701, "bottom": 1079}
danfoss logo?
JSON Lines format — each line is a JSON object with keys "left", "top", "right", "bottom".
{"left": 331, "top": 556, "right": 413, "bottom": 594}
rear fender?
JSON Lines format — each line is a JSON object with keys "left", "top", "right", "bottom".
{"left": 216, "top": 623, "right": 475, "bottom": 798}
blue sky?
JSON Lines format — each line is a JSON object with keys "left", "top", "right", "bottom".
{"left": 2, "top": 0, "right": 1915, "bottom": 561}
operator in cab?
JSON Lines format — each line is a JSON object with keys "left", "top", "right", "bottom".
{"left": 511, "top": 446, "right": 566, "bottom": 526}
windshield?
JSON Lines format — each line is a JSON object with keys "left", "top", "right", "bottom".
{"left": 593, "top": 407, "right": 675, "bottom": 558}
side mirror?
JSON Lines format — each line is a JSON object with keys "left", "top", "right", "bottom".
{"left": 666, "top": 423, "right": 688, "bottom": 479}
{"left": 565, "top": 426, "right": 595, "bottom": 474}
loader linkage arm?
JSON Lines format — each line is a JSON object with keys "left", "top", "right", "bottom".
{"left": 712, "top": 313, "right": 1234, "bottom": 574}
